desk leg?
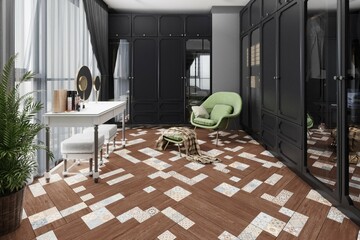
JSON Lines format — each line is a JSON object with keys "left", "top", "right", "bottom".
{"left": 122, "top": 109, "right": 126, "bottom": 147}
{"left": 45, "top": 127, "right": 50, "bottom": 183}
{"left": 94, "top": 124, "right": 99, "bottom": 183}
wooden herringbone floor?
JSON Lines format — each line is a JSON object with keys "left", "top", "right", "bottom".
{"left": 1, "top": 127, "right": 359, "bottom": 240}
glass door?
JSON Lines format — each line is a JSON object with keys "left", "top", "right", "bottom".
{"left": 347, "top": 0, "right": 360, "bottom": 210}
{"left": 185, "top": 39, "right": 211, "bottom": 121}
{"left": 306, "top": 0, "right": 339, "bottom": 191}
{"left": 112, "top": 39, "right": 130, "bottom": 122}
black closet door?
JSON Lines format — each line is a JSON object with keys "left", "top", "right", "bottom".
{"left": 261, "top": 16, "right": 277, "bottom": 114}
{"left": 131, "top": 38, "right": 158, "bottom": 123}
{"left": 261, "top": 16, "right": 277, "bottom": 149}
{"left": 241, "top": 35, "right": 250, "bottom": 129}
{"left": 278, "top": 2, "right": 301, "bottom": 124}
{"left": 159, "top": 38, "right": 185, "bottom": 123}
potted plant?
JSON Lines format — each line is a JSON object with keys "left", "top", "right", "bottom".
{"left": 0, "top": 55, "right": 51, "bottom": 235}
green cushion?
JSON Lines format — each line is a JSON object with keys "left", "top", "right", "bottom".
{"left": 192, "top": 105, "right": 209, "bottom": 119}
{"left": 163, "top": 134, "right": 183, "bottom": 142}
{"left": 210, "top": 104, "right": 233, "bottom": 122}
{"left": 193, "top": 117, "right": 216, "bottom": 126}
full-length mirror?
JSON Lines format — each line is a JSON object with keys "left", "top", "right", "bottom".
{"left": 185, "top": 39, "right": 211, "bottom": 120}
{"left": 348, "top": 0, "right": 360, "bottom": 210}
{"left": 306, "top": 0, "right": 338, "bottom": 191}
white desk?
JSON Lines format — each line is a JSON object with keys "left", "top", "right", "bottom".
{"left": 43, "top": 101, "right": 126, "bottom": 183}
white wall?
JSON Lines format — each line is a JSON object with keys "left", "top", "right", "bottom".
{"left": 211, "top": 6, "right": 242, "bottom": 93}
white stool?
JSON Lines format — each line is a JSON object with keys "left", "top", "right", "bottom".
{"left": 83, "top": 124, "right": 117, "bottom": 157}
{"left": 61, "top": 133, "right": 105, "bottom": 177}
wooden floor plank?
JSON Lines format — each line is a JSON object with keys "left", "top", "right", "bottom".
{"left": 1, "top": 128, "right": 358, "bottom": 240}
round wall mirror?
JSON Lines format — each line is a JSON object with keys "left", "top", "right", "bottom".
{"left": 76, "top": 66, "right": 92, "bottom": 100}
{"left": 93, "top": 76, "right": 101, "bottom": 102}
{"left": 93, "top": 76, "right": 101, "bottom": 91}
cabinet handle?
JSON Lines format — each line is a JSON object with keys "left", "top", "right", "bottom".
{"left": 169, "top": 34, "right": 172, "bottom": 36}
{"left": 197, "top": 34, "right": 200, "bottom": 37}
{"left": 266, "top": 13, "right": 269, "bottom": 16}
{"left": 142, "top": 34, "right": 146, "bottom": 37}
{"left": 184, "top": 33, "right": 187, "bottom": 36}
{"left": 333, "top": 75, "right": 345, "bottom": 81}
{"left": 116, "top": 34, "right": 119, "bottom": 37}
{"left": 181, "top": 34, "right": 184, "bottom": 36}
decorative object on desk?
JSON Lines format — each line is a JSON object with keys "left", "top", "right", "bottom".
{"left": 66, "top": 90, "right": 77, "bottom": 111}
{"left": 93, "top": 76, "right": 101, "bottom": 103}
{"left": 0, "top": 55, "right": 53, "bottom": 236}
{"left": 75, "top": 94, "right": 81, "bottom": 111}
{"left": 76, "top": 66, "right": 92, "bottom": 108}
{"left": 52, "top": 89, "right": 67, "bottom": 112}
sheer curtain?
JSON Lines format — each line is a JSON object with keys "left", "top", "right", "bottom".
{"left": 0, "top": 0, "right": 15, "bottom": 74}
{"left": 15, "top": 0, "right": 100, "bottom": 175}
{"left": 113, "top": 39, "right": 130, "bottom": 121}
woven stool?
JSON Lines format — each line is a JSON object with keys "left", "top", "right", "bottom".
{"left": 61, "top": 132, "right": 105, "bottom": 177}
{"left": 83, "top": 124, "right": 117, "bottom": 157}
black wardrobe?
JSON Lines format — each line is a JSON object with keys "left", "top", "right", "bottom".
{"left": 109, "top": 13, "right": 211, "bottom": 124}
{"left": 241, "top": 0, "right": 360, "bottom": 225}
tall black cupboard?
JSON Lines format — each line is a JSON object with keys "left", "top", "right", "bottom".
{"left": 241, "top": 0, "right": 360, "bottom": 225}
{"left": 109, "top": 13, "right": 211, "bottom": 124}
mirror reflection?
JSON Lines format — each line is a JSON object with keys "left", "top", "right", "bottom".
{"left": 306, "top": 0, "right": 337, "bottom": 191}
{"left": 348, "top": 0, "right": 360, "bottom": 209}
{"left": 185, "top": 39, "right": 211, "bottom": 120}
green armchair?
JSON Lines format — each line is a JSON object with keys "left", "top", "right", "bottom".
{"left": 190, "top": 91, "right": 242, "bottom": 145}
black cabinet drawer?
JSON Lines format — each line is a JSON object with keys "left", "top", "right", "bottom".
{"left": 278, "top": 138, "right": 302, "bottom": 167}
{"left": 132, "top": 113, "right": 158, "bottom": 124}
{"left": 109, "top": 14, "right": 131, "bottom": 38}
{"left": 185, "top": 15, "right": 211, "bottom": 37}
{"left": 262, "top": 0, "right": 276, "bottom": 17}
{"left": 159, "top": 102, "right": 184, "bottom": 112}
{"left": 262, "top": 111, "right": 277, "bottom": 130}
{"left": 159, "top": 112, "right": 184, "bottom": 124}
{"left": 250, "top": 0, "right": 261, "bottom": 26}
{"left": 278, "top": 118, "right": 303, "bottom": 149}
{"left": 241, "top": 7, "right": 250, "bottom": 33}
{"left": 261, "top": 129, "right": 276, "bottom": 150}
{"left": 132, "top": 15, "right": 158, "bottom": 37}
{"left": 159, "top": 15, "right": 184, "bottom": 37}
{"left": 132, "top": 102, "right": 158, "bottom": 112}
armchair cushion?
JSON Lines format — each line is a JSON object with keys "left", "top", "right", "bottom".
{"left": 193, "top": 117, "right": 216, "bottom": 126}
{"left": 210, "top": 104, "right": 233, "bottom": 122}
{"left": 192, "top": 105, "right": 209, "bottom": 119}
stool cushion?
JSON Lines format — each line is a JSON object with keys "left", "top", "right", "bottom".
{"left": 61, "top": 133, "right": 105, "bottom": 154}
{"left": 83, "top": 124, "right": 117, "bottom": 140}
{"left": 164, "top": 135, "right": 183, "bottom": 142}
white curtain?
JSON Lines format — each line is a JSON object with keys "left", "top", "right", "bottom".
{"left": 15, "top": 0, "right": 100, "bottom": 175}
{"left": 113, "top": 39, "right": 130, "bottom": 121}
